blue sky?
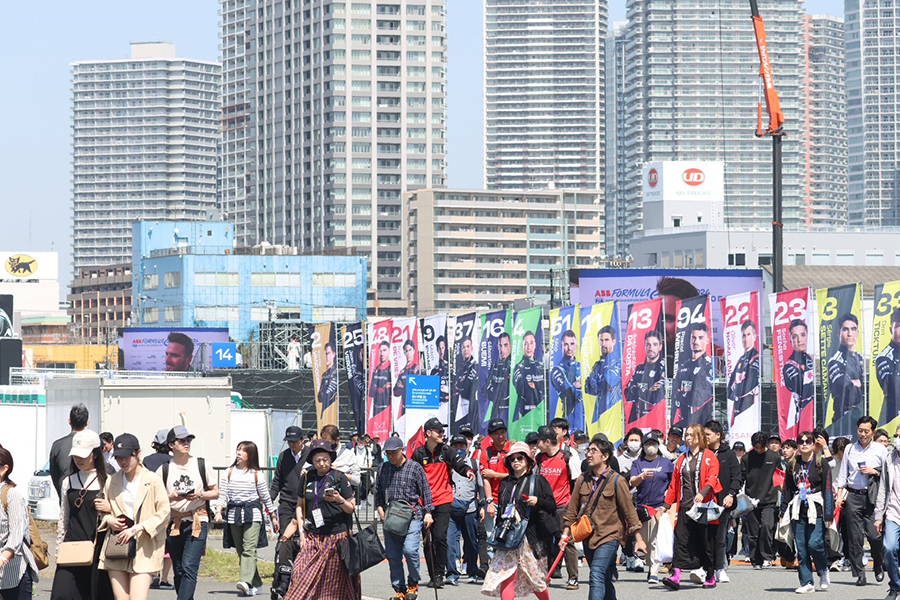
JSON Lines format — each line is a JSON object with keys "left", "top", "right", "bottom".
{"left": 0, "top": 0, "right": 844, "bottom": 281}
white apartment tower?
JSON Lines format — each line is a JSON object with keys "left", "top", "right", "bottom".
{"left": 605, "top": 22, "right": 628, "bottom": 256}
{"left": 804, "top": 15, "right": 847, "bottom": 229}
{"left": 483, "top": 0, "right": 606, "bottom": 190}
{"left": 846, "top": 0, "right": 900, "bottom": 226}
{"left": 220, "top": 0, "right": 447, "bottom": 314}
{"left": 623, "top": 0, "right": 806, "bottom": 243}
{"left": 71, "top": 43, "right": 221, "bottom": 272}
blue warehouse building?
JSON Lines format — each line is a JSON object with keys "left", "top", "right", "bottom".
{"left": 131, "top": 222, "right": 367, "bottom": 342}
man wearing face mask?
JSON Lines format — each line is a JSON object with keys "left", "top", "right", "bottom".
{"left": 446, "top": 435, "right": 486, "bottom": 585}
{"left": 619, "top": 428, "right": 645, "bottom": 476}
{"left": 630, "top": 432, "right": 675, "bottom": 584}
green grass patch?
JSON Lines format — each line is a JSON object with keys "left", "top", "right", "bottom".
{"left": 199, "top": 548, "right": 275, "bottom": 583}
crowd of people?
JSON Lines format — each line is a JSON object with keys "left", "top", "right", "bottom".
{"left": 3, "top": 404, "right": 900, "bottom": 600}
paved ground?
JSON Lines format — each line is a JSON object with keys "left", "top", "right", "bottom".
{"left": 29, "top": 554, "right": 897, "bottom": 600}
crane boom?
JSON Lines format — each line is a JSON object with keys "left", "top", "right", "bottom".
{"left": 750, "top": 0, "right": 785, "bottom": 137}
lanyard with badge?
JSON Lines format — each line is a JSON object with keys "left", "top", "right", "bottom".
{"left": 310, "top": 469, "right": 333, "bottom": 528}
{"left": 798, "top": 461, "right": 810, "bottom": 502}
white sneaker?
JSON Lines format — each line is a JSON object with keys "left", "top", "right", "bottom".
{"left": 716, "top": 569, "right": 730, "bottom": 583}
{"left": 795, "top": 583, "right": 815, "bottom": 594}
{"left": 689, "top": 568, "right": 705, "bottom": 584}
{"left": 236, "top": 582, "right": 250, "bottom": 597}
{"left": 762, "top": 560, "right": 773, "bottom": 568}
{"left": 819, "top": 571, "right": 830, "bottom": 590}
{"left": 249, "top": 587, "right": 259, "bottom": 596}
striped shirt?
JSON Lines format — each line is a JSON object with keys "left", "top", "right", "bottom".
{"left": 0, "top": 484, "right": 39, "bottom": 589}
{"left": 215, "top": 469, "right": 276, "bottom": 524}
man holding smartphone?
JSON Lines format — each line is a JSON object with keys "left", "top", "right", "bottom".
{"left": 157, "top": 426, "right": 219, "bottom": 600}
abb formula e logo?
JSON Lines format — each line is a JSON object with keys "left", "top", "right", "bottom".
{"left": 682, "top": 168, "right": 705, "bottom": 186}
{"left": 648, "top": 168, "right": 659, "bottom": 188}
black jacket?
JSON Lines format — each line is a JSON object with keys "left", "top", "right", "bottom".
{"left": 270, "top": 447, "right": 311, "bottom": 508}
{"left": 496, "top": 471, "right": 558, "bottom": 560}
{"left": 49, "top": 432, "right": 75, "bottom": 498}
{"left": 741, "top": 449, "right": 781, "bottom": 507}
{"left": 712, "top": 442, "right": 743, "bottom": 504}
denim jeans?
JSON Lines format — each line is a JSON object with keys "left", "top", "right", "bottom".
{"left": 884, "top": 519, "right": 900, "bottom": 592}
{"left": 0, "top": 567, "right": 32, "bottom": 600}
{"left": 169, "top": 520, "right": 209, "bottom": 600}
{"left": 792, "top": 516, "right": 827, "bottom": 587}
{"left": 584, "top": 540, "right": 619, "bottom": 600}
{"left": 447, "top": 510, "right": 479, "bottom": 579}
{"left": 384, "top": 518, "right": 423, "bottom": 591}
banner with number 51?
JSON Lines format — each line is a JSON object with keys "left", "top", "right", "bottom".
{"left": 769, "top": 288, "right": 815, "bottom": 440}
{"left": 720, "top": 292, "right": 761, "bottom": 445}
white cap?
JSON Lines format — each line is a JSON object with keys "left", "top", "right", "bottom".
{"left": 69, "top": 430, "right": 101, "bottom": 458}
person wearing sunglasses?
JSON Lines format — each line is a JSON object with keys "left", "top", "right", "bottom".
{"left": 782, "top": 432, "right": 834, "bottom": 593}
{"left": 51, "top": 430, "right": 113, "bottom": 600}
{"left": 482, "top": 442, "right": 556, "bottom": 600}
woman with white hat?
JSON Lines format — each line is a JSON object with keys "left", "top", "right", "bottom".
{"left": 481, "top": 441, "right": 557, "bottom": 599}
{"left": 51, "top": 430, "right": 113, "bottom": 600}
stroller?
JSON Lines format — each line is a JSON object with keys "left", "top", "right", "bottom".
{"left": 271, "top": 535, "right": 300, "bottom": 599}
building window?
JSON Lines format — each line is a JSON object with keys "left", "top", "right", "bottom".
{"left": 143, "top": 307, "right": 159, "bottom": 323}
{"left": 811, "top": 253, "right": 830, "bottom": 266}
{"left": 143, "top": 274, "right": 159, "bottom": 290}
{"left": 312, "top": 306, "right": 358, "bottom": 321}
{"left": 728, "top": 253, "right": 746, "bottom": 267}
{"left": 195, "top": 272, "right": 239, "bottom": 286}
{"left": 312, "top": 273, "right": 357, "bottom": 287}
{"left": 251, "top": 272, "right": 302, "bottom": 287}
{"left": 757, "top": 254, "right": 773, "bottom": 266}
{"left": 164, "top": 272, "right": 181, "bottom": 288}
{"left": 195, "top": 306, "right": 239, "bottom": 321}
{"left": 866, "top": 252, "right": 885, "bottom": 266}
{"left": 250, "top": 306, "right": 269, "bottom": 321}
{"left": 165, "top": 306, "right": 182, "bottom": 322}
{"left": 793, "top": 254, "right": 806, "bottom": 266}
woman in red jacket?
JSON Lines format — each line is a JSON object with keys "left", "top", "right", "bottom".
{"left": 659, "top": 423, "right": 722, "bottom": 590}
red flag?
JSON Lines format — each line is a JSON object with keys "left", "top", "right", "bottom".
{"left": 406, "top": 426, "right": 426, "bottom": 455}
{"left": 773, "top": 468, "right": 785, "bottom": 488}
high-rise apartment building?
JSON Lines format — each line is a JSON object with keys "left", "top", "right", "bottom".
{"left": 804, "top": 15, "right": 847, "bottom": 229}
{"left": 622, "top": 0, "right": 806, "bottom": 243}
{"left": 483, "top": 0, "right": 606, "bottom": 190}
{"left": 605, "top": 22, "right": 628, "bottom": 256}
{"left": 846, "top": 1, "right": 900, "bottom": 226}
{"left": 71, "top": 42, "right": 220, "bottom": 272}
{"left": 220, "top": 0, "right": 447, "bottom": 314}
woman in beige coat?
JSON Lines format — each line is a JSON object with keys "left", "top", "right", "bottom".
{"left": 95, "top": 434, "right": 170, "bottom": 600}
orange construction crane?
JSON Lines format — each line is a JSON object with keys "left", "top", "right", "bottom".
{"left": 749, "top": 0, "right": 785, "bottom": 291}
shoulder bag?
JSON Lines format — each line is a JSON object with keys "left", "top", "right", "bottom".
{"left": 103, "top": 491, "right": 141, "bottom": 561}
{"left": 381, "top": 466, "right": 416, "bottom": 537}
{"left": 487, "top": 474, "right": 535, "bottom": 550}
{"left": 57, "top": 475, "right": 100, "bottom": 567}
{"left": 337, "top": 511, "right": 386, "bottom": 577}
{"left": 570, "top": 471, "right": 618, "bottom": 543}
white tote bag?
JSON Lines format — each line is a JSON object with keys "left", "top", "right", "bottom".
{"left": 657, "top": 512, "right": 674, "bottom": 563}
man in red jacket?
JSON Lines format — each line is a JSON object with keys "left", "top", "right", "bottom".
{"left": 481, "top": 418, "right": 512, "bottom": 528}
{"left": 411, "top": 417, "right": 474, "bottom": 590}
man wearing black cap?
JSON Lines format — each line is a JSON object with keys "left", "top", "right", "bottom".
{"left": 480, "top": 418, "right": 511, "bottom": 532}
{"left": 661, "top": 426, "right": 684, "bottom": 462}
{"left": 536, "top": 425, "right": 580, "bottom": 588}
{"left": 742, "top": 431, "right": 781, "bottom": 569}
{"left": 703, "top": 420, "right": 742, "bottom": 584}
{"left": 270, "top": 427, "right": 309, "bottom": 533}
{"left": 410, "top": 417, "right": 474, "bottom": 589}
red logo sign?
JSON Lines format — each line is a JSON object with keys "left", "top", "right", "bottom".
{"left": 682, "top": 168, "right": 705, "bottom": 186}
{"left": 648, "top": 169, "right": 659, "bottom": 188}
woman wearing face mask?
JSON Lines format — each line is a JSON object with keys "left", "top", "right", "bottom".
{"left": 51, "top": 430, "right": 113, "bottom": 600}
{"left": 617, "top": 428, "right": 645, "bottom": 573}
{"left": 658, "top": 423, "right": 722, "bottom": 590}
{"left": 629, "top": 432, "right": 674, "bottom": 584}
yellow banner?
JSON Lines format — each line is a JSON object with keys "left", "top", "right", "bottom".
{"left": 870, "top": 281, "right": 900, "bottom": 433}
{"left": 581, "top": 301, "right": 623, "bottom": 443}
